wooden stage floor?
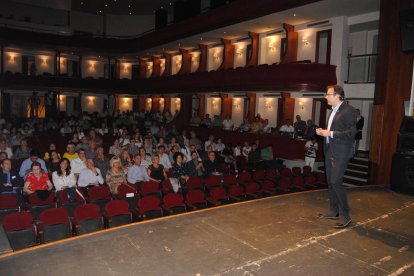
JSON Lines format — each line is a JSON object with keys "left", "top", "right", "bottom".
{"left": 0, "top": 186, "right": 413, "bottom": 275}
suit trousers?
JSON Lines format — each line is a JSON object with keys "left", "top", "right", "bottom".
{"left": 324, "top": 143, "right": 351, "bottom": 221}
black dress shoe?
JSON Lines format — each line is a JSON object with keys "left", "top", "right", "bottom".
{"left": 317, "top": 213, "right": 339, "bottom": 220}
{"left": 334, "top": 219, "right": 352, "bottom": 229}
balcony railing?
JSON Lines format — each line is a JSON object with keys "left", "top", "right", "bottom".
{"left": 346, "top": 54, "right": 377, "bottom": 83}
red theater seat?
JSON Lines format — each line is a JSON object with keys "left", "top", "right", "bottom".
{"left": 185, "top": 190, "right": 207, "bottom": 210}
{"left": 104, "top": 200, "right": 132, "bottom": 228}
{"left": 228, "top": 184, "right": 246, "bottom": 201}
{"left": 208, "top": 187, "right": 229, "bottom": 206}
{"left": 3, "top": 211, "right": 37, "bottom": 251}
{"left": 39, "top": 207, "right": 71, "bottom": 243}
{"left": 162, "top": 193, "right": 186, "bottom": 214}
{"left": 137, "top": 196, "right": 163, "bottom": 220}
{"left": 187, "top": 177, "right": 204, "bottom": 190}
{"left": 73, "top": 203, "right": 103, "bottom": 235}
{"left": 88, "top": 185, "right": 112, "bottom": 214}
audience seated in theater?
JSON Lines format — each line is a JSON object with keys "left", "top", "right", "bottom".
{"left": 304, "top": 137, "right": 318, "bottom": 170}
{"left": 43, "top": 143, "right": 61, "bottom": 161}
{"left": 172, "top": 152, "right": 190, "bottom": 186}
{"left": 19, "top": 150, "right": 47, "bottom": 178}
{"left": 260, "top": 144, "right": 278, "bottom": 169}
{"left": 304, "top": 120, "right": 318, "bottom": 140}
{"left": 23, "top": 161, "right": 53, "bottom": 198}
{"left": 0, "top": 159, "right": 24, "bottom": 200}
{"left": 52, "top": 158, "right": 77, "bottom": 201}
{"left": 169, "top": 145, "right": 181, "bottom": 164}
{"left": 280, "top": 119, "right": 295, "bottom": 137}
{"left": 215, "top": 138, "right": 225, "bottom": 154}
{"left": 180, "top": 139, "right": 192, "bottom": 161}
{"left": 85, "top": 140, "right": 97, "bottom": 159}
{"left": 294, "top": 115, "right": 307, "bottom": 138}
{"left": 63, "top": 143, "right": 79, "bottom": 161}
{"left": 119, "top": 131, "right": 130, "bottom": 148}
{"left": 204, "top": 135, "right": 217, "bottom": 151}
{"left": 247, "top": 143, "right": 262, "bottom": 168}
{"left": 221, "top": 146, "right": 238, "bottom": 173}
{"left": 88, "top": 129, "right": 102, "bottom": 147}
{"left": 60, "top": 123, "right": 72, "bottom": 136}
{"left": 189, "top": 131, "right": 202, "bottom": 150}
{"left": 0, "top": 139, "right": 13, "bottom": 159}
{"left": 242, "top": 141, "right": 251, "bottom": 158}
{"left": 93, "top": 146, "right": 110, "bottom": 178}
{"left": 9, "top": 129, "right": 22, "bottom": 149}
{"left": 127, "top": 155, "right": 151, "bottom": 184}
{"left": 201, "top": 114, "right": 212, "bottom": 128}
{"left": 147, "top": 155, "right": 167, "bottom": 183}
{"left": 77, "top": 158, "right": 104, "bottom": 190}
{"left": 13, "top": 138, "right": 32, "bottom": 160}
{"left": 261, "top": 119, "right": 271, "bottom": 134}
{"left": 177, "top": 130, "right": 188, "bottom": 147}
{"left": 238, "top": 118, "right": 250, "bottom": 132}
{"left": 158, "top": 145, "right": 172, "bottom": 169}
{"left": 109, "top": 139, "right": 123, "bottom": 156}
{"left": 186, "top": 151, "right": 205, "bottom": 177}
{"left": 0, "top": 152, "right": 8, "bottom": 162}
{"left": 139, "top": 147, "right": 152, "bottom": 169}
{"left": 71, "top": 149, "right": 87, "bottom": 178}
{"left": 204, "top": 151, "right": 222, "bottom": 176}
{"left": 75, "top": 136, "right": 90, "bottom": 152}
{"left": 168, "top": 137, "right": 179, "bottom": 153}
{"left": 119, "top": 150, "right": 132, "bottom": 169}
{"left": 68, "top": 132, "right": 81, "bottom": 146}
{"left": 143, "top": 138, "right": 153, "bottom": 156}
{"left": 96, "top": 122, "right": 109, "bottom": 136}
{"left": 234, "top": 144, "right": 242, "bottom": 157}
{"left": 250, "top": 116, "right": 263, "bottom": 134}
{"left": 127, "top": 138, "right": 140, "bottom": 156}
{"left": 222, "top": 115, "right": 234, "bottom": 131}
{"left": 47, "top": 150, "right": 61, "bottom": 174}
{"left": 106, "top": 156, "right": 127, "bottom": 195}
{"left": 190, "top": 113, "right": 202, "bottom": 127}
{"left": 211, "top": 115, "right": 223, "bottom": 128}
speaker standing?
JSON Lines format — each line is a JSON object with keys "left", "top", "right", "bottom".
{"left": 316, "top": 85, "right": 357, "bottom": 228}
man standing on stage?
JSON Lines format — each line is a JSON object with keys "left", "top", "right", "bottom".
{"left": 316, "top": 85, "right": 356, "bottom": 229}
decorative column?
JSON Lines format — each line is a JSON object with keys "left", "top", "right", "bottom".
{"left": 162, "top": 52, "right": 174, "bottom": 77}
{"left": 152, "top": 96, "right": 160, "bottom": 113}
{"left": 219, "top": 39, "right": 235, "bottom": 70}
{"left": 0, "top": 45, "right": 3, "bottom": 74}
{"left": 78, "top": 55, "right": 82, "bottom": 78}
{"left": 197, "top": 44, "right": 208, "bottom": 73}
{"left": 114, "top": 59, "right": 121, "bottom": 80}
{"left": 220, "top": 93, "right": 232, "bottom": 119}
{"left": 178, "top": 49, "right": 192, "bottom": 75}
{"left": 151, "top": 56, "right": 162, "bottom": 78}
{"left": 280, "top": 23, "right": 298, "bottom": 64}
{"left": 164, "top": 96, "right": 171, "bottom": 114}
{"left": 139, "top": 97, "right": 146, "bottom": 112}
{"left": 197, "top": 94, "right": 206, "bottom": 118}
{"left": 246, "top": 92, "right": 256, "bottom": 122}
{"left": 277, "top": 92, "right": 295, "bottom": 126}
{"left": 138, "top": 58, "right": 148, "bottom": 80}
{"left": 246, "top": 32, "right": 259, "bottom": 67}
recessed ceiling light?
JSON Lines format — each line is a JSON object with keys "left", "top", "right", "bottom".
{"left": 293, "top": 13, "right": 297, "bottom": 17}
{"left": 200, "top": 37, "right": 203, "bottom": 40}
{"left": 223, "top": 31, "right": 227, "bottom": 34}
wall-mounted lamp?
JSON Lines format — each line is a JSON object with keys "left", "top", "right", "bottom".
{"left": 298, "top": 101, "right": 305, "bottom": 109}
{"left": 213, "top": 52, "right": 220, "bottom": 61}
{"left": 265, "top": 99, "right": 273, "bottom": 109}
{"left": 147, "top": 63, "right": 152, "bottom": 70}
{"left": 88, "top": 61, "right": 96, "bottom": 71}
{"left": 8, "top": 53, "right": 17, "bottom": 64}
{"left": 87, "top": 96, "right": 95, "bottom": 106}
{"left": 123, "top": 64, "right": 130, "bottom": 73}
{"left": 302, "top": 39, "right": 309, "bottom": 46}
{"left": 40, "top": 56, "right": 48, "bottom": 67}
{"left": 268, "top": 41, "right": 276, "bottom": 52}
{"left": 191, "top": 55, "right": 198, "bottom": 62}
{"left": 233, "top": 98, "right": 241, "bottom": 109}
{"left": 236, "top": 47, "right": 243, "bottom": 56}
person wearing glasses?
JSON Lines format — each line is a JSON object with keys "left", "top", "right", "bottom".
{"left": 316, "top": 85, "right": 357, "bottom": 229}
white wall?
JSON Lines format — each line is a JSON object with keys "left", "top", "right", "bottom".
{"left": 190, "top": 53, "right": 200, "bottom": 72}
{"left": 331, "top": 16, "right": 349, "bottom": 84}
{"left": 120, "top": 62, "right": 132, "bottom": 79}
{"left": 259, "top": 34, "right": 282, "bottom": 65}
{"left": 231, "top": 97, "right": 245, "bottom": 127}
{"left": 118, "top": 97, "right": 133, "bottom": 112}
{"left": 146, "top": 62, "right": 153, "bottom": 78}
{"left": 81, "top": 94, "right": 104, "bottom": 113}
{"left": 233, "top": 42, "right": 248, "bottom": 68}
{"left": 208, "top": 46, "right": 223, "bottom": 71}
{"left": 82, "top": 59, "right": 105, "bottom": 78}
{"left": 36, "top": 55, "right": 54, "bottom": 75}
{"left": 171, "top": 55, "right": 182, "bottom": 75}
{"left": 256, "top": 97, "right": 278, "bottom": 128}
{"left": 343, "top": 83, "right": 375, "bottom": 99}
{"left": 206, "top": 97, "right": 221, "bottom": 117}
{"left": 3, "top": 51, "right": 22, "bottom": 73}
{"left": 293, "top": 98, "right": 313, "bottom": 121}
{"left": 296, "top": 28, "right": 318, "bottom": 62}
{"left": 70, "top": 11, "right": 104, "bottom": 35}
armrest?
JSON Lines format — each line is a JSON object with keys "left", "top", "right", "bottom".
{"left": 246, "top": 192, "right": 259, "bottom": 198}
{"left": 207, "top": 198, "right": 221, "bottom": 206}
{"left": 229, "top": 195, "right": 240, "bottom": 201}
{"left": 185, "top": 201, "right": 197, "bottom": 210}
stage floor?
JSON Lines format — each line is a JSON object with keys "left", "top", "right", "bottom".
{"left": 0, "top": 187, "right": 413, "bottom": 275}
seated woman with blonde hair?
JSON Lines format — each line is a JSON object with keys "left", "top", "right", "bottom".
{"left": 106, "top": 156, "right": 127, "bottom": 195}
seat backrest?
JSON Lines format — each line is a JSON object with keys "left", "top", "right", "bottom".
{"left": 246, "top": 182, "right": 260, "bottom": 193}
{"left": 292, "top": 176, "right": 304, "bottom": 185}
{"left": 3, "top": 212, "right": 34, "bottom": 232}
{"left": 74, "top": 203, "right": 101, "bottom": 222}
{"left": 163, "top": 193, "right": 184, "bottom": 208}
{"left": 40, "top": 207, "right": 69, "bottom": 226}
{"left": 278, "top": 177, "right": 292, "bottom": 188}
{"left": 140, "top": 181, "right": 160, "bottom": 195}
{"left": 223, "top": 174, "right": 237, "bottom": 185}
{"left": 303, "top": 166, "right": 312, "bottom": 175}
{"left": 186, "top": 190, "right": 205, "bottom": 204}
{"left": 187, "top": 177, "right": 203, "bottom": 189}
{"left": 239, "top": 171, "right": 252, "bottom": 182}
{"left": 305, "top": 174, "right": 316, "bottom": 184}
{"left": 29, "top": 192, "right": 55, "bottom": 206}
{"left": 105, "top": 200, "right": 130, "bottom": 217}
{"left": 210, "top": 187, "right": 227, "bottom": 200}
{"left": 292, "top": 167, "right": 302, "bottom": 176}
{"left": 266, "top": 168, "right": 278, "bottom": 179}
{"left": 205, "top": 175, "right": 221, "bottom": 187}
{"left": 253, "top": 169, "right": 265, "bottom": 180}
{"left": 0, "top": 194, "right": 19, "bottom": 209}
{"left": 59, "top": 189, "right": 85, "bottom": 204}
{"left": 117, "top": 184, "right": 138, "bottom": 198}
{"left": 228, "top": 184, "right": 244, "bottom": 197}
{"left": 88, "top": 186, "right": 111, "bottom": 201}
{"left": 280, "top": 167, "right": 292, "bottom": 177}
{"left": 138, "top": 196, "right": 161, "bottom": 213}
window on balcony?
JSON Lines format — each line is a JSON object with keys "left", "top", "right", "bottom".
{"left": 346, "top": 54, "right": 377, "bottom": 83}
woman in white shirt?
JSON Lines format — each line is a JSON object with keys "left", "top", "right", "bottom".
{"left": 52, "top": 158, "right": 77, "bottom": 201}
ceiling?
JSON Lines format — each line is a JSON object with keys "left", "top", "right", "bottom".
{"left": 73, "top": 0, "right": 174, "bottom": 15}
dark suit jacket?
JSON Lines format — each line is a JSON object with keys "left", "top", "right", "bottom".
{"left": 0, "top": 170, "right": 24, "bottom": 193}
{"left": 324, "top": 103, "right": 357, "bottom": 159}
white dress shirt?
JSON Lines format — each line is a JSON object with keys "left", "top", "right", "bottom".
{"left": 77, "top": 168, "right": 104, "bottom": 187}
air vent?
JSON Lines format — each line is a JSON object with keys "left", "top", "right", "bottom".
{"left": 233, "top": 94, "right": 246, "bottom": 98}
{"left": 266, "top": 29, "right": 284, "bottom": 36}
{"left": 307, "top": 20, "right": 330, "bottom": 28}
{"left": 236, "top": 37, "right": 250, "bottom": 43}
{"left": 263, "top": 93, "right": 281, "bottom": 97}
{"left": 304, "top": 93, "right": 326, "bottom": 97}
{"left": 211, "top": 43, "right": 223, "bottom": 48}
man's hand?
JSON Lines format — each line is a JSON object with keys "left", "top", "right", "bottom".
{"left": 316, "top": 128, "right": 331, "bottom": 137}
